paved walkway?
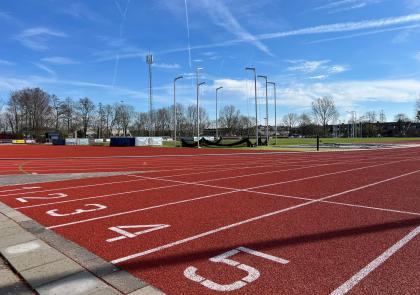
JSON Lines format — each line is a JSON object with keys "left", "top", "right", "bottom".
{"left": 0, "top": 184, "right": 164, "bottom": 295}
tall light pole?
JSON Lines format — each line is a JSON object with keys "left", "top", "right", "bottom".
{"left": 258, "top": 75, "right": 268, "bottom": 145}
{"left": 196, "top": 68, "right": 204, "bottom": 148}
{"left": 146, "top": 54, "right": 154, "bottom": 136}
{"left": 197, "top": 81, "right": 206, "bottom": 148}
{"left": 267, "top": 82, "right": 277, "bottom": 145}
{"left": 347, "top": 111, "right": 356, "bottom": 138}
{"left": 173, "top": 76, "right": 183, "bottom": 142}
{"left": 245, "top": 67, "right": 258, "bottom": 146}
{"left": 215, "top": 86, "right": 223, "bottom": 139}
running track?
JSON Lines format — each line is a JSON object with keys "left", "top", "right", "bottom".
{"left": 0, "top": 145, "right": 419, "bottom": 294}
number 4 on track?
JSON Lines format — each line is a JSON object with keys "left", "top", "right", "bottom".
{"left": 106, "top": 224, "right": 170, "bottom": 243}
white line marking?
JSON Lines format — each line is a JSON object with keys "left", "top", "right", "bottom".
{"left": 47, "top": 190, "right": 236, "bottom": 229}
{"left": 13, "top": 157, "right": 376, "bottom": 208}
{"left": 44, "top": 161, "right": 420, "bottom": 228}
{"left": 0, "top": 160, "right": 315, "bottom": 197}
{"left": 330, "top": 225, "right": 420, "bottom": 295}
{"left": 17, "top": 183, "right": 190, "bottom": 209}
{"left": 106, "top": 224, "right": 170, "bottom": 243}
{"left": 0, "top": 186, "right": 42, "bottom": 194}
{"left": 237, "top": 246, "right": 289, "bottom": 264}
{"left": 110, "top": 169, "right": 420, "bottom": 264}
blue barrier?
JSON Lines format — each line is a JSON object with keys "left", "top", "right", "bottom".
{"left": 110, "top": 137, "right": 135, "bottom": 147}
{"left": 52, "top": 139, "right": 65, "bottom": 145}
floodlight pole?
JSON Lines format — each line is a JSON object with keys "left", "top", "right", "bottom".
{"left": 267, "top": 82, "right": 277, "bottom": 145}
{"left": 173, "top": 76, "right": 183, "bottom": 142}
{"left": 146, "top": 54, "right": 154, "bottom": 136}
{"left": 258, "top": 75, "right": 268, "bottom": 145}
{"left": 215, "top": 87, "right": 223, "bottom": 139}
{"left": 245, "top": 67, "right": 258, "bottom": 146}
{"left": 197, "top": 82, "right": 205, "bottom": 148}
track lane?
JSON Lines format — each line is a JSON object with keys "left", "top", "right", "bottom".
{"left": 113, "top": 203, "right": 420, "bottom": 295}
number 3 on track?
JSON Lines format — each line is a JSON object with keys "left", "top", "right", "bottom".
{"left": 184, "top": 246, "right": 289, "bottom": 292}
{"left": 46, "top": 204, "right": 107, "bottom": 217}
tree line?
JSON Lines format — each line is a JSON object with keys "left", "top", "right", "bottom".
{"left": 0, "top": 87, "right": 419, "bottom": 140}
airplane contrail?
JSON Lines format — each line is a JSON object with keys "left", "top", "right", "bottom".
{"left": 184, "top": 0, "right": 192, "bottom": 68}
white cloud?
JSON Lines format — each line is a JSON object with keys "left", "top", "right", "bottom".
{"left": 16, "top": 27, "right": 67, "bottom": 51}
{"left": 405, "top": 0, "right": 420, "bottom": 11}
{"left": 309, "top": 75, "right": 328, "bottom": 80}
{"left": 0, "top": 59, "right": 14, "bottom": 66}
{"left": 314, "top": 0, "right": 378, "bottom": 14}
{"left": 278, "top": 79, "right": 420, "bottom": 108}
{"left": 287, "top": 60, "right": 330, "bottom": 73}
{"left": 329, "top": 65, "right": 348, "bottom": 74}
{"left": 153, "top": 63, "right": 180, "bottom": 69}
{"left": 205, "top": 78, "right": 420, "bottom": 112}
{"left": 156, "top": 13, "right": 420, "bottom": 57}
{"left": 34, "top": 63, "right": 56, "bottom": 76}
{"left": 286, "top": 60, "right": 348, "bottom": 78}
{"left": 41, "top": 57, "right": 78, "bottom": 65}
{"left": 188, "top": 0, "right": 272, "bottom": 55}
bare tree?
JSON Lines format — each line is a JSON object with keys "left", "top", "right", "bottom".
{"left": 365, "top": 111, "right": 377, "bottom": 123}
{"left": 282, "top": 113, "right": 299, "bottom": 131}
{"left": 415, "top": 95, "right": 420, "bottom": 122}
{"left": 379, "top": 109, "right": 386, "bottom": 123}
{"left": 219, "top": 105, "right": 240, "bottom": 136}
{"left": 61, "top": 97, "right": 77, "bottom": 135}
{"left": 6, "top": 88, "right": 51, "bottom": 138}
{"left": 51, "top": 95, "right": 63, "bottom": 131}
{"left": 77, "top": 97, "right": 95, "bottom": 138}
{"left": 114, "top": 103, "right": 134, "bottom": 136}
{"left": 103, "top": 104, "right": 114, "bottom": 137}
{"left": 394, "top": 113, "right": 411, "bottom": 136}
{"left": 311, "top": 96, "right": 339, "bottom": 136}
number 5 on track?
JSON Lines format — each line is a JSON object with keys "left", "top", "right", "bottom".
{"left": 184, "top": 246, "right": 289, "bottom": 292}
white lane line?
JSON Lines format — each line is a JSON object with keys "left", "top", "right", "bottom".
{"left": 0, "top": 150, "right": 307, "bottom": 161}
{"left": 42, "top": 159, "right": 419, "bottom": 228}
{"left": 17, "top": 182, "right": 190, "bottom": 210}
{"left": 135, "top": 157, "right": 417, "bottom": 189}
{"left": 0, "top": 161, "right": 310, "bottom": 196}
{"left": 322, "top": 201, "right": 420, "bottom": 216}
{"left": 10, "top": 158, "right": 365, "bottom": 208}
{"left": 47, "top": 190, "right": 237, "bottom": 229}
{"left": 17, "top": 158, "right": 390, "bottom": 209}
{"left": 250, "top": 189, "right": 420, "bottom": 216}
{"left": 110, "top": 169, "right": 420, "bottom": 264}
{"left": 0, "top": 186, "right": 42, "bottom": 194}
{"left": 0, "top": 177, "right": 148, "bottom": 197}
{"left": 330, "top": 225, "right": 420, "bottom": 295}
{"left": 246, "top": 158, "right": 420, "bottom": 190}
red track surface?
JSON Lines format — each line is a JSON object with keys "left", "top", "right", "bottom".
{"left": 0, "top": 145, "right": 419, "bottom": 294}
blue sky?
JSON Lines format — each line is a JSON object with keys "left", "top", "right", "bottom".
{"left": 1, "top": 0, "right": 420, "bottom": 124}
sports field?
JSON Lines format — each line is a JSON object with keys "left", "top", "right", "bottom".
{"left": 0, "top": 145, "right": 419, "bottom": 294}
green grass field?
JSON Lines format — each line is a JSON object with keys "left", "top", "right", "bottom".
{"left": 163, "top": 137, "right": 420, "bottom": 149}
{"left": 270, "top": 137, "right": 420, "bottom": 146}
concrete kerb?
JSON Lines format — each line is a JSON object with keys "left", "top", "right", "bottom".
{"left": 0, "top": 201, "right": 165, "bottom": 295}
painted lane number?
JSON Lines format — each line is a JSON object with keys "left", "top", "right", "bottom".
{"left": 17, "top": 193, "right": 68, "bottom": 203}
{"left": 184, "top": 246, "right": 289, "bottom": 292}
{"left": 106, "top": 224, "right": 170, "bottom": 243}
{"left": 46, "top": 204, "right": 107, "bottom": 217}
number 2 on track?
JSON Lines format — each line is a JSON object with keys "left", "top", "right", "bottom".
{"left": 106, "top": 224, "right": 170, "bottom": 243}
{"left": 184, "top": 246, "right": 289, "bottom": 292}
{"left": 16, "top": 193, "right": 68, "bottom": 203}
